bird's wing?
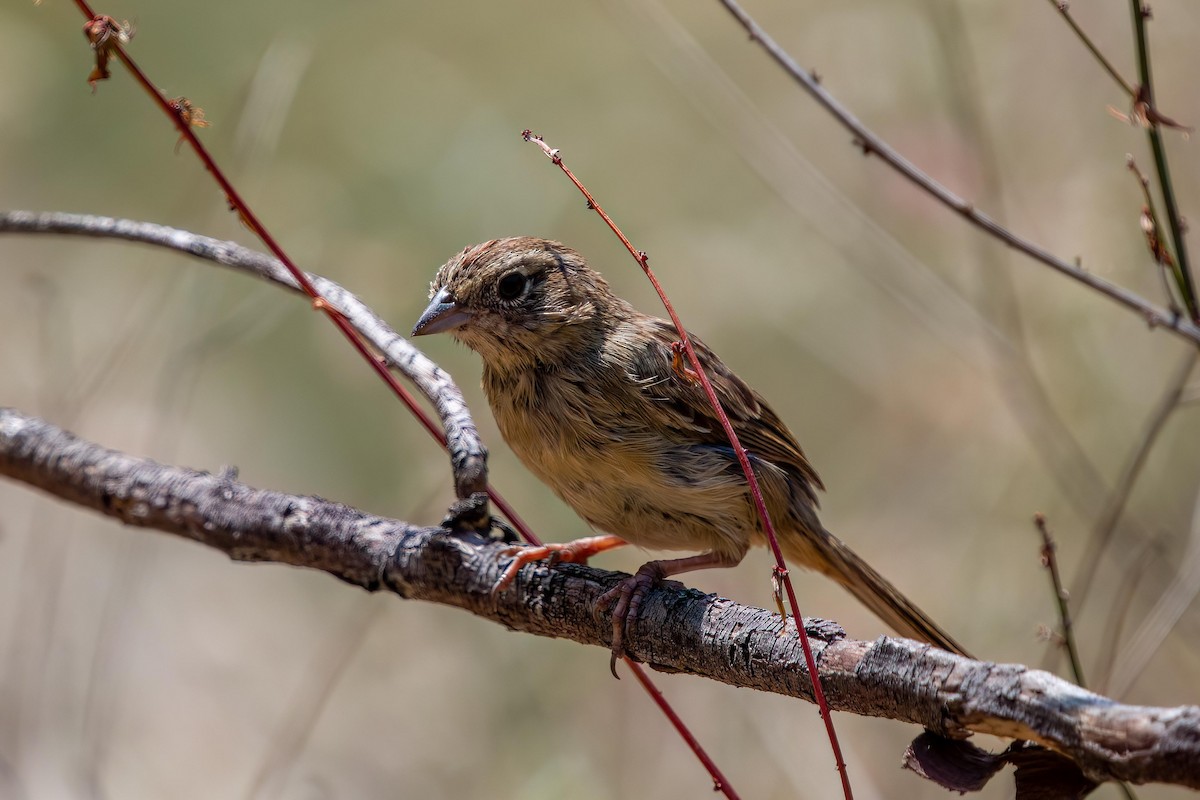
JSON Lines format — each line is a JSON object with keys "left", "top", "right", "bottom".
{"left": 623, "top": 318, "right": 824, "bottom": 504}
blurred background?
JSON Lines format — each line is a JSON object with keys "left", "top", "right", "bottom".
{"left": 2, "top": 0, "right": 1199, "bottom": 797}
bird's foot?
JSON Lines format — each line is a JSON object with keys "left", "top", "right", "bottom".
{"left": 492, "top": 534, "right": 627, "bottom": 595}
{"left": 595, "top": 562, "right": 685, "bottom": 678}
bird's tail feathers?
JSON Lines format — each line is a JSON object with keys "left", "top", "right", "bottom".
{"left": 784, "top": 527, "right": 970, "bottom": 658}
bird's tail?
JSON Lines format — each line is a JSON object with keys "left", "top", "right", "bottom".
{"left": 784, "top": 526, "right": 970, "bottom": 658}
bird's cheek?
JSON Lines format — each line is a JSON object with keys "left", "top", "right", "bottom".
{"left": 453, "top": 325, "right": 505, "bottom": 354}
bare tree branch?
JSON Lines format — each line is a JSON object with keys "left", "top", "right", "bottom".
{"left": 714, "top": 0, "right": 1200, "bottom": 346}
{"left": 1, "top": 406, "right": 1198, "bottom": 791}
{"left": 0, "top": 209, "right": 488, "bottom": 502}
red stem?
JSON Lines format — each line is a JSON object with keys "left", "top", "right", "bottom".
{"left": 71, "top": 3, "right": 544, "bottom": 545}
{"left": 71, "top": 4, "right": 739, "bottom": 793}
{"left": 628, "top": 659, "right": 742, "bottom": 799}
{"left": 523, "top": 130, "right": 853, "bottom": 799}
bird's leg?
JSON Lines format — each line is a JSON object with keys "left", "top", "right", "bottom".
{"left": 596, "top": 551, "right": 742, "bottom": 677}
{"left": 493, "top": 534, "right": 628, "bottom": 594}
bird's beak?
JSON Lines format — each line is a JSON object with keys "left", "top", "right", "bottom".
{"left": 412, "top": 287, "right": 473, "bottom": 336}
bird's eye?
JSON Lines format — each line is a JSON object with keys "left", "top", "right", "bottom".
{"left": 496, "top": 271, "right": 528, "bottom": 301}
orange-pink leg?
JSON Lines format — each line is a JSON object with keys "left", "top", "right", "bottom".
{"left": 596, "top": 551, "right": 742, "bottom": 677}
{"left": 493, "top": 534, "right": 628, "bottom": 594}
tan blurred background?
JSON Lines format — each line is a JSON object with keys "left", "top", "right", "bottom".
{"left": 2, "top": 0, "right": 1199, "bottom": 797}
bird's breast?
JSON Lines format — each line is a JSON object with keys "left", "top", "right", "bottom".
{"left": 484, "top": 364, "right": 644, "bottom": 482}
{"left": 481, "top": 363, "right": 754, "bottom": 557}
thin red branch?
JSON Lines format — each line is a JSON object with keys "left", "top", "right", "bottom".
{"left": 68, "top": 3, "right": 744, "bottom": 793}
{"left": 627, "top": 658, "right": 741, "bottom": 799}
{"left": 72, "top": 5, "right": 445, "bottom": 467}
{"left": 522, "top": 130, "right": 853, "bottom": 800}
{"left": 71, "top": 1, "right": 539, "bottom": 536}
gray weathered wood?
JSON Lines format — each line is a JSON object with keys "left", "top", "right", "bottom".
{"left": 2, "top": 406, "right": 1197, "bottom": 790}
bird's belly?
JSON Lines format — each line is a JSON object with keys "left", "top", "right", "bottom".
{"left": 503, "top": 416, "right": 751, "bottom": 557}
{"left": 486, "top": 367, "right": 757, "bottom": 559}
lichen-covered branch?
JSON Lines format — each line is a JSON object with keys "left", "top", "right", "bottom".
{"left": 1, "top": 406, "right": 1197, "bottom": 791}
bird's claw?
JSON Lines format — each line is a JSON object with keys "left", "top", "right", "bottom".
{"left": 491, "top": 540, "right": 596, "bottom": 596}
{"left": 594, "top": 563, "right": 683, "bottom": 678}
{"left": 492, "top": 543, "right": 544, "bottom": 595}
{"left": 491, "top": 535, "right": 628, "bottom": 597}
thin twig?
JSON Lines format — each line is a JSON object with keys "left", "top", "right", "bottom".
{"left": 1034, "top": 514, "right": 1087, "bottom": 687}
{"left": 1128, "top": 155, "right": 1181, "bottom": 314}
{"left": 714, "top": 0, "right": 1200, "bottom": 348}
{"left": 1044, "top": 0, "right": 1137, "bottom": 97}
{"left": 72, "top": 2, "right": 494, "bottom": 505}
{"left": 522, "top": 130, "right": 853, "bottom": 800}
{"left": 0, "top": 210, "right": 490, "bottom": 503}
{"left": 922, "top": 4, "right": 1144, "bottom": 644}
{"left": 1127, "top": 0, "right": 1197, "bottom": 320}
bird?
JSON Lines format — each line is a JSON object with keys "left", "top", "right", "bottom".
{"left": 412, "top": 237, "right": 968, "bottom": 667}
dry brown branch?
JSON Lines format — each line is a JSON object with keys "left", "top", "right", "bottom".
{"left": 715, "top": 0, "right": 1200, "bottom": 345}
{"left": 1, "top": 406, "right": 1198, "bottom": 792}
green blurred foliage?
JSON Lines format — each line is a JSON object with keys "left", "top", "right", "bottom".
{"left": 1, "top": 1, "right": 1198, "bottom": 797}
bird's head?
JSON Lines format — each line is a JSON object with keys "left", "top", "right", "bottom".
{"left": 412, "top": 238, "right": 619, "bottom": 367}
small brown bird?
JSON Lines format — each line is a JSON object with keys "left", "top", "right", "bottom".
{"left": 413, "top": 238, "right": 968, "bottom": 664}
